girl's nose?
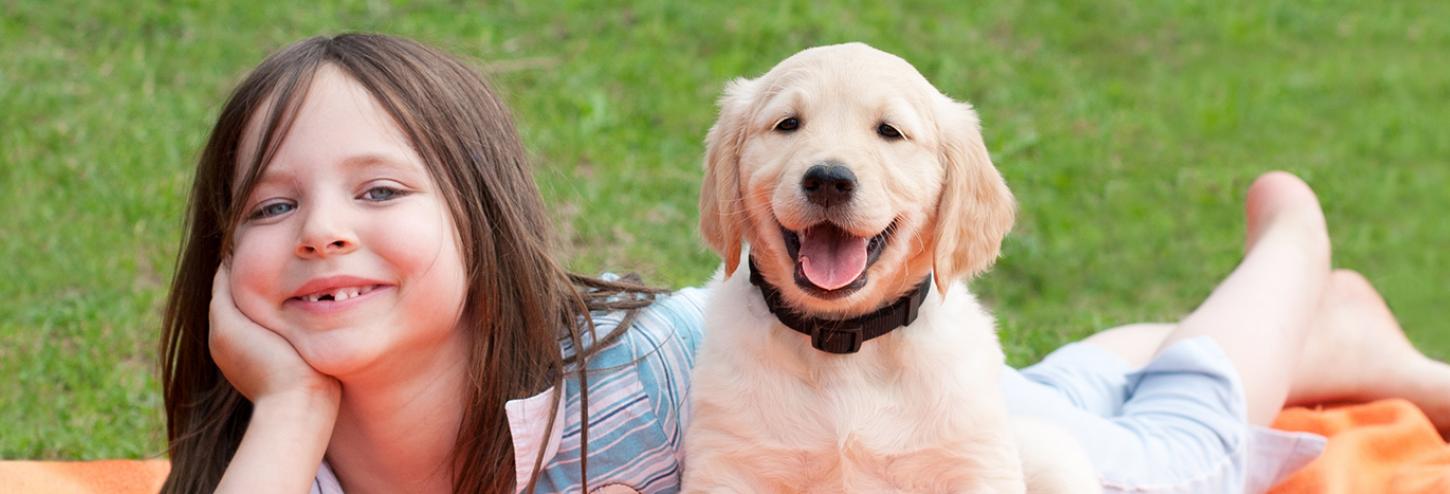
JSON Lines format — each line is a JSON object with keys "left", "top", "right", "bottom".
{"left": 297, "top": 237, "right": 357, "bottom": 258}
{"left": 295, "top": 209, "right": 359, "bottom": 258}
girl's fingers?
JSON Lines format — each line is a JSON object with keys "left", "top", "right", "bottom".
{"left": 209, "top": 266, "right": 246, "bottom": 357}
{"left": 209, "top": 267, "right": 231, "bottom": 353}
{"left": 209, "top": 265, "right": 270, "bottom": 346}
{"left": 209, "top": 265, "right": 242, "bottom": 332}
{"left": 209, "top": 264, "right": 284, "bottom": 400}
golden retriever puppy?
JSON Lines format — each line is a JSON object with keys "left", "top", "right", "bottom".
{"left": 684, "top": 43, "right": 1098, "bottom": 493}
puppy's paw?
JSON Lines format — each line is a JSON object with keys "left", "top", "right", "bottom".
{"left": 1011, "top": 417, "right": 1102, "bottom": 494}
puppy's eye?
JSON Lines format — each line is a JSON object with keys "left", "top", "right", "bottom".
{"left": 877, "top": 123, "right": 904, "bottom": 140}
{"left": 774, "top": 117, "right": 801, "bottom": 133}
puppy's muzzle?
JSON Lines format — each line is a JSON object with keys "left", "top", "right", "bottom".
{"left": 801, "top": 162, "right": 856, "bottom": 208}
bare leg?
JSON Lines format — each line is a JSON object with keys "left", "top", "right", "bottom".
{"left": 1081, "top": 323, "right": 1173, "bottom": 369}
{"left": 1069, "top": 172, "right": 1331, "bottom": 425}
{"left": 1084, "top": 172, "right": 1332, "bottom": 426}
{"left": 1153, "top": 172, "right": 1331, "bottom": 425}
{"left": 1087, "top": 271, "right": 1450, "bottom": 435}
{"left": 1079, "top": 172, "right": 1450, "bottom": 431}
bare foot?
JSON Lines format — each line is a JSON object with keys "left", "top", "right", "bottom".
{"left": 1243, "top": 171, "right": 1330, "bottom": 259}
{"left": 1290, "top": 270, "right": 1450, "bottom": 435}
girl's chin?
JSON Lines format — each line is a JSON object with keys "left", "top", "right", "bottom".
{"left": 293, "top": 326, "right": 459, "bottom": 382}
{"left": 295, "top": 336, "right": 390, "bottom": 380}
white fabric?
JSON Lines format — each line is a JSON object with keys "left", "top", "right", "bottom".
{"left": 506, "top": 385, "right": 567, "bottom": 493}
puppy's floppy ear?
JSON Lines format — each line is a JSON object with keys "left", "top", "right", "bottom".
{"left": 699, "top": 77, "right": 759, "bottom": 277}
{"left": 931, "top": 98, "right": 1016, "bottom": 292}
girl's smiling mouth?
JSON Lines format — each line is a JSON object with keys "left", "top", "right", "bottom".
{"left": 295, "top": 284, "right": 382, "bottom": 302}
{"left": 287, "top": 275, "right": 393, "bottom": 314}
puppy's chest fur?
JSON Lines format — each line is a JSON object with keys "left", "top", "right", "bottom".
{"left": 685, "top": 271, "right": 1023, "bottom": 493}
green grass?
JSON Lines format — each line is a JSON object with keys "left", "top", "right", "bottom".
{"left": 2, "top": 0, "right": 1446, "bottom": 459}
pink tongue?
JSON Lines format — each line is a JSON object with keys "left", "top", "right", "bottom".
{"left": 798, "top": 225, "right": 868, "bottom": 290}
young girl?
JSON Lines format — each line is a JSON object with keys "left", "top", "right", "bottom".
{"left": 162, "top": 33, "right": 1450, "bottom": 493}
{"left": 160, "top": 33, "right": 705, "bottom": 493}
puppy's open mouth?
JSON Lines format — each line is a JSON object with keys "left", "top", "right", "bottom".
{"left": 782, "top": 220, "right": 896, "bottom": 298}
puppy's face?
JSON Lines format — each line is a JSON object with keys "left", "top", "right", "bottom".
{"left": 701, "top": 43, "right": 1015, "bottom": 317}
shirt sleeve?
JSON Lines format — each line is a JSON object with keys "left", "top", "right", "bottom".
{"left": 627, "top": 287, "right": 708, "bottom": 455}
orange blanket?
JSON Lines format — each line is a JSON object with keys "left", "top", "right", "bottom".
{"left": 2, "top": 400, "right": 1447, "bottom": 493}
{"left": 1270, "top": 399, "right": 1450, "bottom": 493}
{"left": 0, "top": 459, "right": 168, "bottom": 493}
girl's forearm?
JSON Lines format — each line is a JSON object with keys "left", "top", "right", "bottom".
{"left": 216, "top": 389, "right": 340, "bottom": 493}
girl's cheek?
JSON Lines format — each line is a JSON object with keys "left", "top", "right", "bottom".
{"left": 377, "top": 201, "right": 468, "bottom": 319}
{"left": 375, "top": 202, "right": 455, "bottom": 273}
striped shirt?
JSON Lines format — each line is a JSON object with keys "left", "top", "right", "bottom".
{"left": 310, "top": 286, "right": 707, "bottom": 494}
{"left": 524, "top": 286, "right": 707, "bottom": 493}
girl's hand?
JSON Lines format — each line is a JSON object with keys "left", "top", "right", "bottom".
{"left": 211, "top": 265, "right": 341, "bottom": 493}
{"left": 209, "top": 265, "right": 340, "bottom": 405}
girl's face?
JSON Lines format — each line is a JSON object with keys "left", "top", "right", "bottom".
{"left": 229, "top": 66, "right": 468, "bottom": 379}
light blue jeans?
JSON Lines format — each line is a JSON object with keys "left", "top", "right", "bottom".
{"left": 1002, "top": 336, "right": 1326, "bottom": 493}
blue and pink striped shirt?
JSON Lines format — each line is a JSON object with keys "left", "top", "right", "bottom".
{"left": 522, "top": 287, "right": 706, "bottom": 492}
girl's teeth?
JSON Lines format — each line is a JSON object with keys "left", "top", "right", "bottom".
{"left": 301, "top": 286, "right": 379, "bottom": 303}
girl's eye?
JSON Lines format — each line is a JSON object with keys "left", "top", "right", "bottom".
{"left": 774, "top": 117, "right": 801, "bottom": 133}
{"left": 360, "top": 186, "right": 405, "bottom": 202}
{"left": 877, "top": 123, "right": 904, "bottom": 140}
{"left": 250, "top": 201, "right": 295, "bottom": 220}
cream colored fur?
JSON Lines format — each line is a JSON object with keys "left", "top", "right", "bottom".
{"left": 683, "top": 43, "right": 1099, "bottom": 493}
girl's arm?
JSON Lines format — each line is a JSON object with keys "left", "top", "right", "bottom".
{"left": 219, "top": 389, "right": 339, "bottom": 493}
{"left": 209, "top": 266, "right": 342, "bottom": 493}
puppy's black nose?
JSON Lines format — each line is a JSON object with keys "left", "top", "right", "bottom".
{"left": 801, "top": 163, "right": 856, "bottom": 207}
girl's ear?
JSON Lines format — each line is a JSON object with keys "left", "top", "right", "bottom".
{"left": 699, "top": 77, "right": 759, "bottom": 277}
{"left": 931, "top": 98, "right": 1016, "bottom": 293}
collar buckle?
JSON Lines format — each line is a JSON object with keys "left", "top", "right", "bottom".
{"left": 811, "top": 325, "right": 864, "bottom": 354}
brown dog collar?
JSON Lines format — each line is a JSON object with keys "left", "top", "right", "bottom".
{"left": 748, "top": 257, "right": 931, "bottom": 354}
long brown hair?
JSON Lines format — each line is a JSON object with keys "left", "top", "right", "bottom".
{"left": 160, "top": 33, "right": 662, "bottom": 493}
